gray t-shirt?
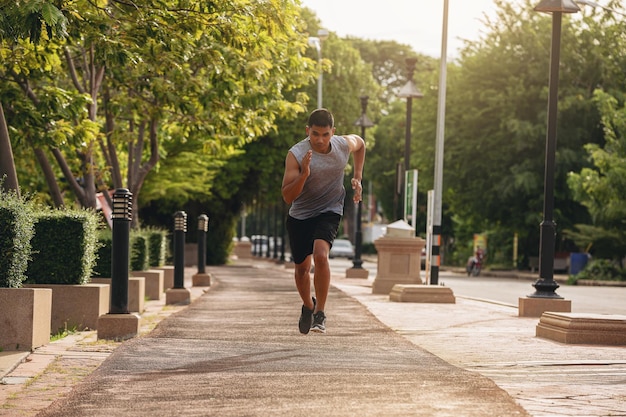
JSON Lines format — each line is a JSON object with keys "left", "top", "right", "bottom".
{"left": 288, "top": 135, "right": 351, "bottom": 220}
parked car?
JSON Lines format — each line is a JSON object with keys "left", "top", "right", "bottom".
{"left": 329, "top": 239, "right": 355, "bottom": 259}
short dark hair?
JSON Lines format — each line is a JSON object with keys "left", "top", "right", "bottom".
{"left": 307, "top": 108, "right": 334, "bottom": 128}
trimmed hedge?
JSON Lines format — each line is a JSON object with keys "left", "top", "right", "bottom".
{"left": 130, "top": 231, "right": 149, "bottom": 272}
{"left": 92, "top": 228, "right": 168, "bottom": 276}
{"left": 25, "top": 209, "right": 100, "bottom": 285}
{"left": 92, "top": 230, "right": 113, "bottom": 278}
{"left": 0, "top": 189, "right": 36, "bottom": 288}
{"left": 146, "top": 228, "right": 168, "bottom": 267}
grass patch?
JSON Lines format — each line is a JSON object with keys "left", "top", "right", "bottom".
{"left": 50, "top": 324, "right": 78, "bottom": 342}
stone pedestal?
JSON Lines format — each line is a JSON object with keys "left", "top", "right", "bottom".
{"left": 536, "top": 312, "right": 626, "bottom": 345}
{"left": 131, "top": 270, "right": 164, "bottom": 300}
{"left": 97, "top": 313, "right": 140, "bottom": 341}
{"left": 24, "top": 284, "right": 109, "bottom": 333}
{"left": 518, "top": 297, "right": 572, "bottom": 317}
{"left": 192, "top": 272, "right": 212, "bottom": 286}
{"left": 0, "top": 288, "right": 52, "bottom": 351}
{"left": 233, "top": 241, "right": 252, "bottom": 259}
{"left": 345, "top": 267, "right": 369, "bottom": 279}
{"left": 166, "top": 288, "right": 191, "bottom": 305}
{"left": 390, "top": 285, "right": 455, "bottom": 303}
{"left": 372, "top": 221, "right": 426, "bottom": 295}
{"left": 152, "top": 266, "right": 174, "bottom": 290}
{"left": 90, "top": 277, "right": 146, "bottom": 313}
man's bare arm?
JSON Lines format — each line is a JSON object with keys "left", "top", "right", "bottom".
{"left": 281, "top": 150, "right": 312, "bottom": 204}
{"left": 343, "top": 134, "right": 366, "bottom": 203}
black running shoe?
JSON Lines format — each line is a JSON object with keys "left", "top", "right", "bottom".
{"left": 298, "top": 297, "right": 316, "bottom": 334}
{"left": 311, "top": 311, "right": 326, "bottom": 333}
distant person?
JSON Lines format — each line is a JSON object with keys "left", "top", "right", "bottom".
{"left": 475, "top": 246, "right": 485, "bottom": 263}
{"left": 281, "top": 108, "right": 365, "bottom": 334}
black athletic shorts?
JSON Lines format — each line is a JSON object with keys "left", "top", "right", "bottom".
{"left": 286, "top": 212, "right": 341, "bottom": 265}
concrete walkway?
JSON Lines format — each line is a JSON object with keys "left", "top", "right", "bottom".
{"left": 36, "top": 260, "right": 526, "bottom": 417}
{"left": 2, "top": 258, "right": 625, "bottom": 416}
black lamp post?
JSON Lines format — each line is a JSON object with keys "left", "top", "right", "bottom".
{"left": 397, "top": 57, "right": 423, "bottom": 222}
{"left": 530, "top": 0, "right": 580, "bottom": 298}
{"left": 173, "top": 211, "right": 187, "bottom": 289}
{"left": 351, "top": 95, "right": 374, "bottom": 271}
{"left": 197, "top": 214, "right": 209, "bottom": 275}
{"left": 110, "top": 188, "right": 132, "bottom": 314}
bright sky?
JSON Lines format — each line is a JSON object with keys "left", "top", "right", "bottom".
{"left": 299, "top": 0, "right": 502, "bottom": 58}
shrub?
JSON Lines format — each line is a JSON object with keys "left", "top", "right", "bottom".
{"left": 361, "top": 242, "right": 377, "bottom": 255}
{"left": 146, "top": 228, "right": 168, "bottom": 267}
{"left": 568, "top": 258, "right": 626, "bottom": 284}
{"left": 0, "top": 189, "right": 36, "bottom": 287}
{"left": 130, "top": 230, "right": 149, "bottom": 271}
{"left": 92, "top": 229, "right": 113, "bottom": 278}
{"left": 25, "top": 209, "right": 100, "bottom": 285}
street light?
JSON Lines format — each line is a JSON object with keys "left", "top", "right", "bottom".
{"left": 349, "top": 96, "right": 374, "bottom": 275}
{"left": 431, "top": 0, "right": 450, "bottom": 286}
{"left": 397, "top": 57, "right": 423, "bottom": 226}
{"left": 530, "top": 0, "right": 580, "bottom": 299}
{"left": 397, "top": 57, "right": 423, "bottom": 174}
{"left": 308, "top": 28, "right": 329, "bottom": 109}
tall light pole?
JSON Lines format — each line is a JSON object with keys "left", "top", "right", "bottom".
{"left": 308, "top": 29, "right": 329, "bottom": 109}
{"left": 431, "top": 0, "right": 450, "bottom": 286}
{"left": 347, "top": 96, "right": 374, "bottom": 278}
{"left": 530, "top": 0, "right": 580, "bottom": 299}
{"left": 398, "top": 58, "right": 423, "bottom": 174}
{"left": 397, "top": 57, "right": 423, "bottom": 223}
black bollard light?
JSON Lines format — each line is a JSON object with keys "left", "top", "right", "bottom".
{"left": 97, "top": 188, "right": 140, "bottom": 340}
{"left": 173, "top": 211, "right": 187, "bottom": 289}
{"left": 110, "top": 188, "right": 132, "bottom": 314}
{"left": 191, "top": 214, "right": 211, "bottom": 287}
{"left": 197, "top": 214, "right": 209, "bottom": 274}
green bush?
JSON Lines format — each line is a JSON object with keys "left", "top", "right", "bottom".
{"left": 92, "top": 230, "right": 113, "bottom": 278}
{"left": 568, "top": 258, "right": 626, "bottom": 284}
{"left": 146, "top": 228, "right": 168, "bottom": 267}
{"left": 361, "top": 242, "right": 377, "bottom": 255}
{"left": 130, "top": 231, "right": 149, "bottom": 271}
{"left": 25, "top": 209, "right": 100, "bottom": 285}
{"left": 0, "top": 189, "right": 36, "bottom": 288}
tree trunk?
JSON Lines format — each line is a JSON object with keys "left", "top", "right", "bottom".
{"left": 0, "top": 103, "right": 20, "bottom": 196}
{"left": 129, "top": 117, "right": 161, "bottom": 228}
{"left": 33, "top": 147, "right": 64, "bottom": 207}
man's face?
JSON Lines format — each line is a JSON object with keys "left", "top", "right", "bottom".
{"left": 306, "top": 124, "right": 335, "bottom": 153}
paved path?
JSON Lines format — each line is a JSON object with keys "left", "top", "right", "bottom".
{"left": 2, "top": 258, "right": 625, "bottom": 416}
{"left": 336, "top": 279, "right": 626, "bottom": 417}
{"left": 36, "top": 261, "right": 526, "bottom": 417}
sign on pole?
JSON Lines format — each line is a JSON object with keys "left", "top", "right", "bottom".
{"left": 404, "top": 169, "right": 418, "bottom": 228}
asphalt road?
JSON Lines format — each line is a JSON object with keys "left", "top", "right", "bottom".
{"left": 328, "top": 258, "right": 626, "bottom": 315}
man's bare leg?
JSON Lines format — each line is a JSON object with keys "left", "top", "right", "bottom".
{"left": 294, "top": 255, "right": 314, "bottom": 309}
{"left": 312, "top": 239, "right": 331, "bottom": 313}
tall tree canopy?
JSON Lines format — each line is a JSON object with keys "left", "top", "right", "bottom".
{"left": 3, "top": 0, "right": 314, "bottom": 225}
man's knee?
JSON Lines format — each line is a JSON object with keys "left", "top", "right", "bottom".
{"left": 295, "top": 261, "right": 311, "bottom": 276}
{"left": 313, "top": 251, "right": 329, "bottom": 266}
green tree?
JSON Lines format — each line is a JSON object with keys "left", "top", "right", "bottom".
{"left": 0, "top": 0, "right": 67, "bottom": 197}
{"left": 4, "top": 0, "right": 314, "bottom": 228}
{"left": 567, "top": 89, "right": 626, "bottom": 263}
{"left": 438, "top": 0, "right": 620, "bottom": 264}
{"left": 139, "top": 13, "right": 387, "bottom": 263}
